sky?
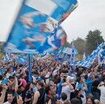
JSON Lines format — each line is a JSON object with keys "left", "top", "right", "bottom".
{"left": 62, "top": 0, "right": 105, "bottom": 42}
{"left": 0, "top": 0, "right": 23, "bottom": 41}
{"left": 0, "top": 0, "right": 105, "bottom": 42}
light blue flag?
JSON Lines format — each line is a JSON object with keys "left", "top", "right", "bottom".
{"left": 4, "top": 0, "right": 78, "bottom": 54}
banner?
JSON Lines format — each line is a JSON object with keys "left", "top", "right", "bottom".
{"left": 4, "top": 0, "right": 78, "bottom": 54}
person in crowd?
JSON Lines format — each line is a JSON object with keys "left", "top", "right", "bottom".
{"left": 0, "top": 85, "right": 8, "bottom": 103}
{"left": 0, "top": 53, "right": 105, "bottom": 104}
{"left": 24, "top": 83, "right": 34, "bottom": 104}
{"left": 45, "top": 81, "right": 57, "bottom": 104}
{"left": 71, "top": 98, "right": 81, "bottom": 104}
{"left": 61, "top": 75, "right": 74, "bottom": 101}
{"left": 32, "top": 80, "right": 45, "bottom": 104}
{"left": 5, "top": 67, "right": 14, "bottom": 79}
{"left": 75, "top": 76, "right": 87, "bottom": 104}
{"left": 86, "top": 96, "right": 95, "bottom": 104}
{"left": 92, "top": 75, "right": 100, "bottom": 100}
{"left": 97, "top": 81, "right": 105, "bottom": 104}
{"left": 60, "top": 92, "right": 71, "bottom": 104}
{"left": 3, "top": 91, "right": 16, "bottom": 104}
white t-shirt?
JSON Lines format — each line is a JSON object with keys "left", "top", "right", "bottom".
{"left": 62, "top": 83, "right": 71, "bottom": 100}
{"left": 98, "top": 86, "right": 105, "bottom": 104}
{"left": 3, "top": 101, "right": 11, "bottom": 104}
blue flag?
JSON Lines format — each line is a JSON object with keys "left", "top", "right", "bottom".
{"left": 4, "top": 0, "right": 78, "bottom": 54}
{"left": 76, "top": 42, "right": 105, "bottom": 68}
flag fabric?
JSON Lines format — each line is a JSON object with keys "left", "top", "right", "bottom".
{"left": 4, "top": 0, "right": 78, "bottom": 54}
{"left": 63, "top": 47, "right": 72, "bottom": 55}
{"left": 25, "top": 0, "right": 78, "bottom": 24}
{"left": 3, "top": 53, "right": 11, "bottom": 62}
{"left": 98, "top": 44, "right": 105, "bottom": 64}
{"left": 56, "top": 45, "right": 78, "bottom": 65}
{"left": 76, "top": 42, "right": 105, "bottom": 68}
{"left": 69, "top": 44, "right": 78, "bottom": 65}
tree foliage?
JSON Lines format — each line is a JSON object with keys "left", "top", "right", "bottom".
{"left": 72, "top": 37, "right": 86, "bottom": 55}
{"left": 63, "top": 42, "right": 71, "bottom": 47}
{"left": 86, "top": 30, "right": 104, "bottom": 55}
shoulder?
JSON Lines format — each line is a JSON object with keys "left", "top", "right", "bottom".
{"left": 34, "top": 90, "right": 40, "bottom": 97}
{"left": 3, "top": 102, "right": 10, "bottom": 104}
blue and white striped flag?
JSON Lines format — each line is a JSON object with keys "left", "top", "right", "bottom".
{"left": 98, "top": 43, "right": 105, "bottom": 64}
{"left": 77, "top": 42, "right": 105, "bottom": 68}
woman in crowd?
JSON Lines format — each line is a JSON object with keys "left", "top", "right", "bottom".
{"left": 86, "top": 96, "right": 95, "bottom": 104}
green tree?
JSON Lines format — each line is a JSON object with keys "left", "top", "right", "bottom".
{"left": 72, "top": 37, "right": 86, "bottom": 55}
{"left": 86, "top": 30, "right": 104, "bottom": 55}
{"left": 0, "top": 42, "right": 4, "bottom": 59}
{"left": 0, "top": 44, "right": 2, "bottom": 52}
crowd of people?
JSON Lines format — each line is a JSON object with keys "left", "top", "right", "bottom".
{"left": 0, "top": 55, "right": 105, "bottom": 104}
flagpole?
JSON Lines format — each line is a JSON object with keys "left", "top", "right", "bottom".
{"left": 28, "top": 53, "right": 32, "bottom": 82}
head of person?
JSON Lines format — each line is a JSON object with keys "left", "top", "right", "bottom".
{"left": 60, "top": 72, "right": 67, "bottom": 83}
{"left": 80, "top": 76, "right": 85, "bottom": 83}
{"left": 8, "top": 76, "right": 15, "bottom": 86}
{"left": 49, "top": 81, "right": 56, "bottom": 94}
{"left": 7, "top": 91, "right": 15, "bottom": 103}
{"left": 94, "top": 75, "right": 99, "bottom": 80}
{"left": 61, "top": 93, "right": 67, "bottom": 101}
{"left": 64, "top": 101, "right": 71, "bottom": 104}
{"left": 71, "top": 98, "right": 81, "bottom": 104}
{"left": 66, "top": 76, "right": 74, "bottom": 84}
{"left": 7, "top": 66, "right": 13, "bottom": 73}
{"left": 36, "top": 80, "right": 44, "bottom": 89}
{"left": 86, "top": 96, "right": 95, "bottom": 104}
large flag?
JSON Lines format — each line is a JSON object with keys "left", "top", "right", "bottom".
{"left": 4, "top": 0, "right": 78, "bottom": 54}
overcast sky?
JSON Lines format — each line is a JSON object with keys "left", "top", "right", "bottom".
{"left": 62, "top": 0, "right": 105, "bottom": 42}
{"left": 0, "top": 0, "right": 105, "bottom": 42}
{"left": 0, "top": 0, "right": 22, "bottom": 41}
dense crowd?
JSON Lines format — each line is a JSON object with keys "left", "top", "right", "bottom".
{"left": 0, "top": 56, "right": 105, "bottom": 104}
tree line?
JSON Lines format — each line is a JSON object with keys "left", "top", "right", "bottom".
{"left": 71, "top": 29, "right": 104, "bottom": 58}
